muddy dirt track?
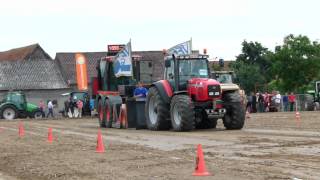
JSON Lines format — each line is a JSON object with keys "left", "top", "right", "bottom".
{"left": 0, "top": 111, "right": 320, "bottom": 180}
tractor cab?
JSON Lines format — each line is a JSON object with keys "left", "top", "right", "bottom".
{"left": 165, "top": 54, "right": 210, "bottom": 91}
{"left": 164, "top": 54, "right": 221, "bottom": 101}
{"left": 4, "top": 92, "right": 27, "bottom": 110}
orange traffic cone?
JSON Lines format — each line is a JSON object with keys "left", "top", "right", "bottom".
{"left": 192, "top": 144, "right": 211, "bottom": 176}
{"left": 47, "top": 128, "right": 53, "bottom": 143}
{"left": 96, "top": 130, "right": 105, "bottom": 153}
{"left": 18, "top": 122, "right": 25, "bottom": 137}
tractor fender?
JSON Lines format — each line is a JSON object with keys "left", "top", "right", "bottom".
{"left": 0, "top": 102, "right": 17, "bottom": 110}
{"left": 173, "top": 91, "right": 188, "bottom": 96}
{"left": 104, "top": 95, "right": 122, "bottom": 107}
{"left": 152, "top": 80, "right": 173, "bottom": 104}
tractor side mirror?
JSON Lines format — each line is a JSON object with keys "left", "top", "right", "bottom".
{"left": 169, "top": 73, "right": 174, "bottom": 79}
{"left": 165, "top": 60, "right": 171, "bottom": 68}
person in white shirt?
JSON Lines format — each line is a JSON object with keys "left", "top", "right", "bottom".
{"left": 46, "top": 100, "right": 54, "bottom": 118}
{"left": 275, "top": 91, "right": 281, "bottom": 112}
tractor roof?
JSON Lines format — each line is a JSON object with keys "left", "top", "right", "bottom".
{"left": 165, "top": 54, "right": 209, "bottom": 60}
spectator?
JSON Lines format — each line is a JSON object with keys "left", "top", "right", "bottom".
{"left": 68, "top": 97, "right": 75, "bottom": 118}
{"left": 89, "top": 99, "right": 95, "bottom": 111}
{"left": 264, "top": 92, "right": 270, "bottom": 112}
{"left": 246, "top": 93, "right": 253, "bottom": 113}
{"left": 77, "top": 100, "right": 83, "bottom": 118}
{"left": 239, "top": 89, "right": 247, "bottom": 108}
{"left": 251, "top": 92, "right": 257, "bottom": 113}
{"left": 64, "top": 99, "right": 69, "bottom": 117}
{"left": 288, "top": 92, "right": 296, "bottom": 111}
{"left": 258, "top": 92, "right": 265, "bottom": 112}
{"left": 73, "top": 96, "right": 79, "bottom": 117}
{"left": 275, "top": 91, "right": 281, "bottom": 112}
{"left": 133, "top": 82, "right": 148, "bottom": 100}
{"left": 282, "top": 93, "right": 289, "bottom": 112}
{"left": 39, "top": 100, "right": 45, "bottom": 118}
{"left": 46, "top": 100, "right": 54, "bottom": 118}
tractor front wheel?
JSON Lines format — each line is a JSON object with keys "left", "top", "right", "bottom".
{"left": 222, "top": 92, "right": 245, "bottom": 130}
{"left": 145, "top": 87, "right": 170, "bottom": 130}
{"left": 170, "top": 95, "right": 195, "bottom": 131}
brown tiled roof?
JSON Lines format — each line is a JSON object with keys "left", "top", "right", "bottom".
{"left": 0, "top": 44, "right": 52, "bottom": 61}
{"left": 55, "top": 51, "right": 166, "bottom": 84}
{"left": 0, "top": 59, "right": 68, "bottom": 90}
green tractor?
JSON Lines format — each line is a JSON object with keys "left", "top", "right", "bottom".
{"left": 0, "top": 91, "right": 43, "bottom": 120}
{"left": 305, "top": 81, "right": 320, "bottom": 111}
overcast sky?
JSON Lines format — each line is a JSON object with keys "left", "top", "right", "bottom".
{"left": 0, "top": 0, "right": 319, "bottom": 60}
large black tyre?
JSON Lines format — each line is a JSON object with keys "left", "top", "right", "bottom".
{"left": 145, "top": 87, "right": 171, "bottom": 130}
{"left": 104, "top": 99, "right": 112, "bottom": 128}
{"left": 0, "top": 105, "right": 18, "bottom": 120}
{"left": 32, "top": 110, "right": 43, "bottom": 119}
{"left": 222, "top": 92, "right": 245, "bottom": 130}
{"left": 196, "top": 111, "right": 217, "bottom": 129}
{"left": 170, "top": 95, "right": 195, "bottom": 131}
{"left": 98, "top": 99, "right": 106, "bottom": 127}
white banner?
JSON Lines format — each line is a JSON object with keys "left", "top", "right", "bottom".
{"left": 113, "top": 41, "right": 132, "bottom": 77}
{"left": 167, "top": 40, "right": 192, "bottom": 56}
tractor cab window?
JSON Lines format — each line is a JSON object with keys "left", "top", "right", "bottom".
{"left": 7, "top": 93, "right": 26, "bottom": 104}
{"left": 179, "top": 59, "right": 208, "bottom": 81}
{"left": 165, "top": 60, "right": 175, "bottom": 80}
{"left": 216, "top": 74, "right": 233, "bottom": 83}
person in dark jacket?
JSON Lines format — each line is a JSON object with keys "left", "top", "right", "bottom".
{"left": 282, "top": 93, "right": 289, "bottom": 112}
{"left": 68, "top": 97, "right": 75, "bottom": 118}
{"left": 258, "top": 92, "right": 265, "bottom": 112}
{"left": 252, "top": 92, "right": 257, "bottom": 113}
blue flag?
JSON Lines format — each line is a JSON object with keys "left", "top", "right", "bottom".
{"left": 167, "top": 40, "right": 192, "bottom": 56}
{"left": 113, "top": 41, "right": 132, "bottom": 77}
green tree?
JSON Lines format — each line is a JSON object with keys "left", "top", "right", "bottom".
{"left": 231, "top": 40, "right": 272, "bottom": 93}
{"left": 271, "top": 34, "right": 320, "bottom": 92}
{"left": 231, "top": 61, "right": 264, "bottom": 93}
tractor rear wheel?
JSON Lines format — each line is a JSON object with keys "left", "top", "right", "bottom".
{"left": 32, "top": 110, "right": 43, "bottom": 119}
{"left": 222, "top": 92, "right": 245, "bottom": 130}
{"left": 1, "top": 105, "right": 18, "bottom": 120}
{"left": 170, "top": 95, "right": 195, "bottom": 131}
{"left": 145, "top": 87, "right": 170, "bottom": 130}
{"left": 104, "top": 99, "right": 112, "bottom": 128}
{"left": 98, "top": 99, "right": 106, "bottom": 127}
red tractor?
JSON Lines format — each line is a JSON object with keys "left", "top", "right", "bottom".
{"left": 145, "top": 54, "right": 245, "bottom": 131}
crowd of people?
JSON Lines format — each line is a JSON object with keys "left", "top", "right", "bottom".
{"left": 36, "top": 82, "right": 148, "bottom": 119}
{"left": 246, "top": 91, "right": 296, "bottom": 113}
{"left": 38, "top": 97, "right": 87, "bottom": 119}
